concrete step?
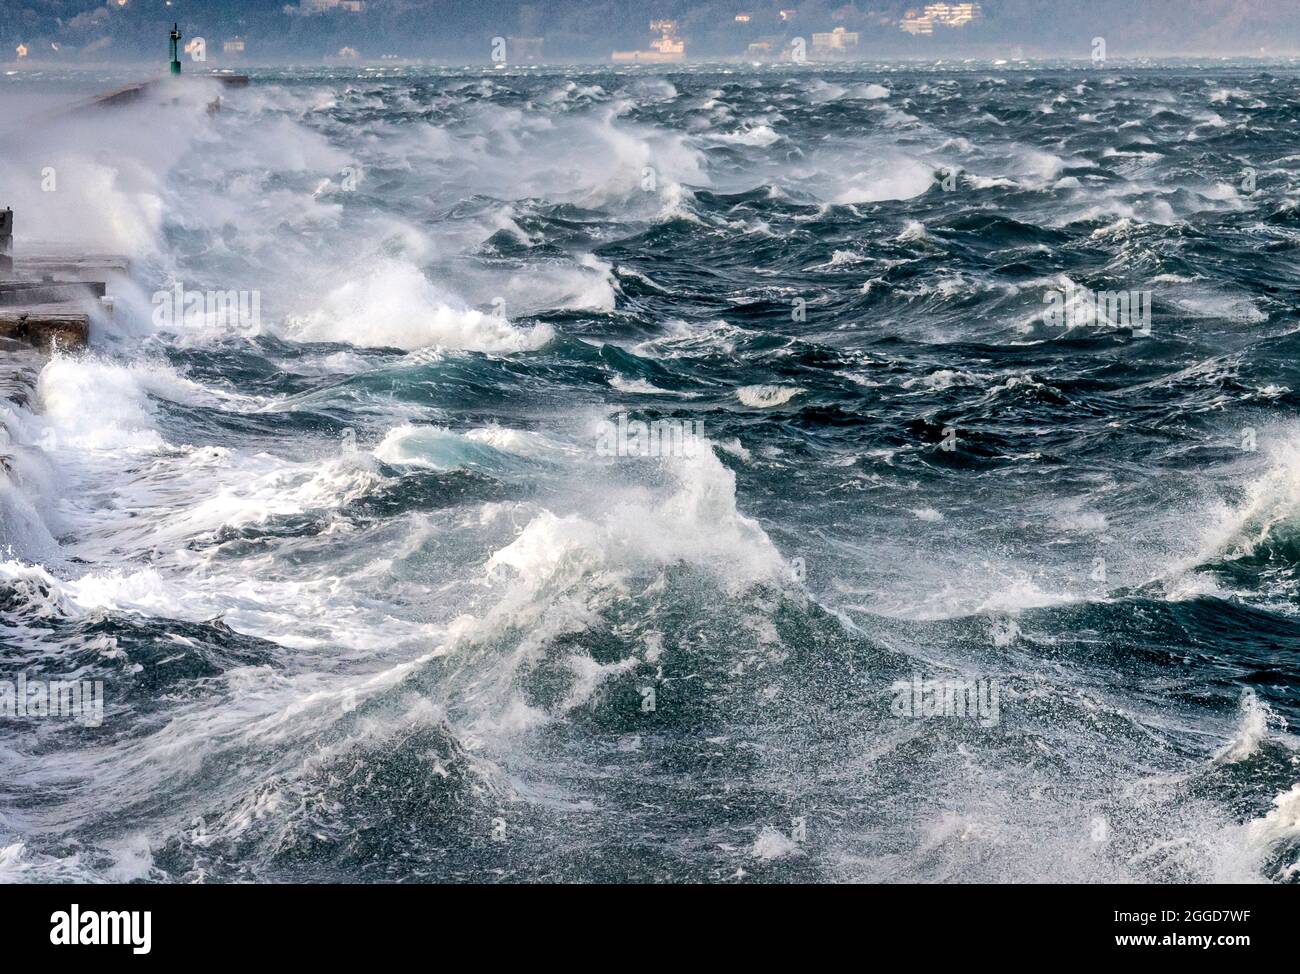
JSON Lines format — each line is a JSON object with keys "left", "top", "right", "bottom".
{"left": 0, "top": 303, "right": 91, "bottom": 351}
{"left": 10, "top": 254, "right": 130, "bottom": 280}
{"left": 0, "top": 280, "right": 107, "bottom": 307}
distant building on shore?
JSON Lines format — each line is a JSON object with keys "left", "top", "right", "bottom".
{"left": 612, "top": 20, "right": 685, "bottom": 63}
{"left": 298, "top": 0, "right": 365, "bottom": 11}
{"left": 222, "top": 38, "right": 246, "bottom": 59}
{"left": 811, "top": 26, "right": 859, "bottom": 58}
{"left": 901, "top": 3, "right": 982, "bottom": 35}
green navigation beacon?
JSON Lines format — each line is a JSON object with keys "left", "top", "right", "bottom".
{"left": 169, "top": 23, "right": 181, "bottom": 76}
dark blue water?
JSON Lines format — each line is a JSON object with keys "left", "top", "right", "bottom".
{"left": 0, "top": 63, "right": 1298, "bottom": 882}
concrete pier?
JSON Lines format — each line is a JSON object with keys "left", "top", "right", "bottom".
{"left": 0, "top": 280, "right": 106, "bottom": 307}
{"left": 1, "top": 29, "right": 236, "bottom": 352}
{"left": 0, "top": 304, "right": 93, "bottom": 352}
{"left": 49, "top": 74, "right": 250, "bottom": 121}
{"left": 0, "top": 210, "right": 117, "bottom": 351}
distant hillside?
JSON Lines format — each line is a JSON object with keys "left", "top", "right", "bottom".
{"left": 2, "top": 0, "right": 1298, "bottom": 63}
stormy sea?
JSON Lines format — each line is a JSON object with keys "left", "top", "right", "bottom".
{"left": 1, "top": 61, "right": 1298, "bottom": 884}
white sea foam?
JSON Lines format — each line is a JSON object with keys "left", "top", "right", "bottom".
{"left": 487, "top": 445, "right": 786, "bottom": 597}
{"left": 751, "top": 826, "right": 801, "bottom": 860}
{"left": 1187, "top": 432, "right": 1300, "bottom": 569}
{"left": 374, "top": 422, "right": 563, "bottom": 470}
{"left": 609, "top": 376, "right": 679, "bottom": 395}
{"left": 1214, "top": 690, "right": 1278, "bottom": 764}
{"left": 737, "top": 385, "right": 804, "bottom": 408}
{"left": 829, "top": 157, "right": 933, "bottom": 204}
{"left": 282, "top": 261, "right": 554, "bottom": 353}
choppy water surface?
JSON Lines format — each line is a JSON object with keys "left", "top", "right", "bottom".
{"left": 1, "top": 63, "right": 1299, "bottom": 882}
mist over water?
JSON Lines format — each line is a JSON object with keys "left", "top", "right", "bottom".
{"left": 1, "top": 62, "right": 1299, "bottom": 882}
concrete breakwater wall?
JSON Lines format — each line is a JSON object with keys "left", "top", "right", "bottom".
{"left": 0, "top": 208, "right": 121, "bottom": 352}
